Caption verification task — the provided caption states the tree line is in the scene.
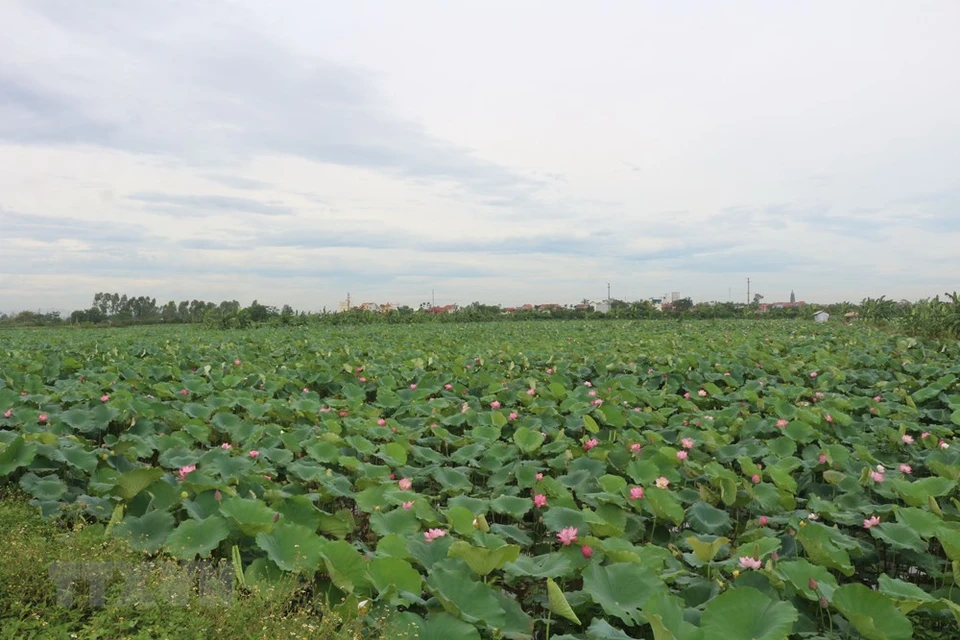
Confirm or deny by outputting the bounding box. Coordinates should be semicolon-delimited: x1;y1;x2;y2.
1;292;958;339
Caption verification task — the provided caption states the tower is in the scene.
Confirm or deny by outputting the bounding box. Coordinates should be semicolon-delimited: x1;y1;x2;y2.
790;290;796;304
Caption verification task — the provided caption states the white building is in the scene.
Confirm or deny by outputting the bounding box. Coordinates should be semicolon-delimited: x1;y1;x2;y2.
813;310;830;323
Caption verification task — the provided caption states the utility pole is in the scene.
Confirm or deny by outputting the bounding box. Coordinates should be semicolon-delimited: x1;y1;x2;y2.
746;278;750;304
607;282;611;301
347;292;351;310
432;289;435;307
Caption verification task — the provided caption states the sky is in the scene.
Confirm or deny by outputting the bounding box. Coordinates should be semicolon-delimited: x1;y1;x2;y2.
1;0;959;313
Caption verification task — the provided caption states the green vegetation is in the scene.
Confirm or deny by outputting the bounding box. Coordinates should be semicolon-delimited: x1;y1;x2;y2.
1;320;958;638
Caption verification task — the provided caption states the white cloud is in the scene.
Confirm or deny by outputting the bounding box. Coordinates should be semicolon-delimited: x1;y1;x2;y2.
1;0;959;314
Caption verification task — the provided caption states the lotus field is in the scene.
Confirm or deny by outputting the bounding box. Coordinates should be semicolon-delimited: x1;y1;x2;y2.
1;320;959;639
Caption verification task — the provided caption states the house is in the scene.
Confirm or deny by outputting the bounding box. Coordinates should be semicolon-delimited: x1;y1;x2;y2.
357;302;380;312
758;301;807;312
813;310;830;323
427;304;458;314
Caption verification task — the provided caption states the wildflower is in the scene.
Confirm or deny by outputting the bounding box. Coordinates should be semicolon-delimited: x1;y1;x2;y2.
630;486;644;500
249;450;259;458
698;389;707;397
402;501;414;510
490;400;501;409
398;478;412;491
630;443;643;454
423;528;446;542
655;477;670;489
901;434;914;445
751;474;761;484
409;383;417;390
863;515;881;529
738;557;762;570
583;438;599;451
556;527;578;546
581;545;593;558
759;515;769;526
676;450;688;460
776;419;789;428
899;464;912;474
177;465;196;481
38;413;48;423
221;443;232;450
508;411;518;420
681;438;695;449
533;494;547;508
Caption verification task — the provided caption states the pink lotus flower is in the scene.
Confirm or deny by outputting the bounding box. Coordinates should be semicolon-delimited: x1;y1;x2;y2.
234;359;241;366
508;411;518;420
633;407;642;412
556;526;578;546
221;443;232;450
356;366;364;373
358;376;367;382
591;399;603;406
676;450;688;460
630;486;644;500
873;395;882;402
870;471;884;483
776;419;789;428
698;389;707;397
377;418;386;426
409;383;418;390
630;443;643;454
939;440;950;449
179;389;189;396
584;381;592;387
901;434;914;444
533;494;547;508
423;528;446;542
583;438;599;451
681;438;695;449
863;515;881;529
38;413;48;423
759;515;769;526
444;384;453;390
214;490;222;502
248;450;259;458
100;394;110;402
2;409;11;418
535;473;544;481
818;453;827;464
921;431;931;440
899;464;912;474
320;406;331;413
581;545;593;558
402;501;414;510
398;478;412;491
683;392;691;399
738;556;762;570
809;371;818;378
546;368;554;375
177;464;196;481
751;474;761;484
824;414;833;423
526;388;536;396
490;400;501;409
655;477;670;489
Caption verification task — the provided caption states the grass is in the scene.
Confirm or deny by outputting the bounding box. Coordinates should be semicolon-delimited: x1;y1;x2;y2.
0;489;391;639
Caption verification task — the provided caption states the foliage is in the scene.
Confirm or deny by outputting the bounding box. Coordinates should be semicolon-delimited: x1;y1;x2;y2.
1;319;958;638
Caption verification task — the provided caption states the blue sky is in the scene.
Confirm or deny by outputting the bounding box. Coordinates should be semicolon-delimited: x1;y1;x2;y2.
1;0;958;312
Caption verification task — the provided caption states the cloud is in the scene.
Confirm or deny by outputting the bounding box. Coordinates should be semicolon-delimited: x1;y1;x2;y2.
127;193;295;217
